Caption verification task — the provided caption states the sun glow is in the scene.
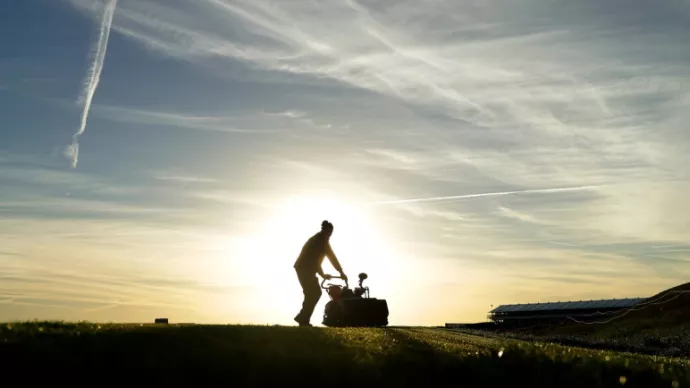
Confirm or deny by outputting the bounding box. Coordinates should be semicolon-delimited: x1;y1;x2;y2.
227;195;400;324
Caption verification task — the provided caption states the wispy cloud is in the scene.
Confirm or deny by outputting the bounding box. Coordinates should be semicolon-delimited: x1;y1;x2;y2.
264;110;305;119
547;241;583;248
262;109;334;130
154;175;218;184
495;204;547;225
65;0;117;168
89;104;276;134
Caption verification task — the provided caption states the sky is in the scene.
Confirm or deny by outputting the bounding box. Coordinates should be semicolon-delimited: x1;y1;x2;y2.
0;0;689;326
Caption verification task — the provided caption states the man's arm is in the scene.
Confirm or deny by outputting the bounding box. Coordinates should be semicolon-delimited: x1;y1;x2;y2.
325;242;346;279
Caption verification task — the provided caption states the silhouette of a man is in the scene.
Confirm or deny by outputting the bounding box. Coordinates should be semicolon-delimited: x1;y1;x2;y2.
293;220;347;326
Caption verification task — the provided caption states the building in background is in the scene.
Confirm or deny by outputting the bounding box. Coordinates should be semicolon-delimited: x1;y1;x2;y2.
486;297;647;327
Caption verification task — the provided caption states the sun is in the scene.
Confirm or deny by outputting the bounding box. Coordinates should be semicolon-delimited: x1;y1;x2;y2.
250;196;394;279
227;195;399;324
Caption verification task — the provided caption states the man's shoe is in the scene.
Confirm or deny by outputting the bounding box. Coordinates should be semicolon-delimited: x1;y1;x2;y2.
294;313;313;327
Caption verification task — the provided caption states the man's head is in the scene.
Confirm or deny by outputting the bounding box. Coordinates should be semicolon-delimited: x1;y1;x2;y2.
321;220;334;238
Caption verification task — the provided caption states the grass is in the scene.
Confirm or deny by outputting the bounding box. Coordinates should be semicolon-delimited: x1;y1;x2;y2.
1;322;689;387
458;325;690;359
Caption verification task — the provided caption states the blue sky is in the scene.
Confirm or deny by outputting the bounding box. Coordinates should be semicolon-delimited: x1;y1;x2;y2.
1;0;689;325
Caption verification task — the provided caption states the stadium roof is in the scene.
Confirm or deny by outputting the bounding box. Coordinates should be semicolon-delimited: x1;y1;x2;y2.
489;297;647;314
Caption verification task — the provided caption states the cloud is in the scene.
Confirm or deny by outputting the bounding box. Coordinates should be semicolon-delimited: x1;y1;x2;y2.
261;109;334;130
547;241;583;248
265;110;306;119
495;204;547;225
153;175;219;184
0;261;251;317
87;103;279;134
190;190;268;208
0;163;139;197
365;148;420;167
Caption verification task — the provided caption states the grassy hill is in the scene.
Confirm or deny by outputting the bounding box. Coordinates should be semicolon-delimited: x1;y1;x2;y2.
1;322;688;387
512;282;690;338
454;282;690;359
582;282;690;336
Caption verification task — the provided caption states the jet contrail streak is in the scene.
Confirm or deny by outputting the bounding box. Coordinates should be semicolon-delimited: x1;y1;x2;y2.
65;0;118;168
374;185;601;205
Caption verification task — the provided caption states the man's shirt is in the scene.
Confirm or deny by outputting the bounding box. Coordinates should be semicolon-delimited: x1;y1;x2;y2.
293;231;343;274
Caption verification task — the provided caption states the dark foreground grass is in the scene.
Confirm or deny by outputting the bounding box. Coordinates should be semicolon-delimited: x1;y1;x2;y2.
0;322;688;387
456;326;690;358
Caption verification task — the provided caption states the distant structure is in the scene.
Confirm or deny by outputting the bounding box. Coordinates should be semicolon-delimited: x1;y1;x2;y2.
154;318;169;324
487;297;647;327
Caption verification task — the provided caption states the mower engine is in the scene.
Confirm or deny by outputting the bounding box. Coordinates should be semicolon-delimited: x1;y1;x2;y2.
326;284;343;302
321;272;389;327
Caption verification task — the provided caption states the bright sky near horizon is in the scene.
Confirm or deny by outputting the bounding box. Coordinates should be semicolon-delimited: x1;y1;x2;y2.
1;0;689;326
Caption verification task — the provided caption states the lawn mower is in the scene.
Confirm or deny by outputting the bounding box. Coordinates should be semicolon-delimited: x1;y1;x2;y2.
321;272;389;327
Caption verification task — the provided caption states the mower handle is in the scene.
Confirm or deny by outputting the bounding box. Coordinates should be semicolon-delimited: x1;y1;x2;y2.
321;276;349;289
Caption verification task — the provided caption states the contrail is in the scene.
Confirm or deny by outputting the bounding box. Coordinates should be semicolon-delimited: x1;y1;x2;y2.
373;185;601;205
65;0;118;168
